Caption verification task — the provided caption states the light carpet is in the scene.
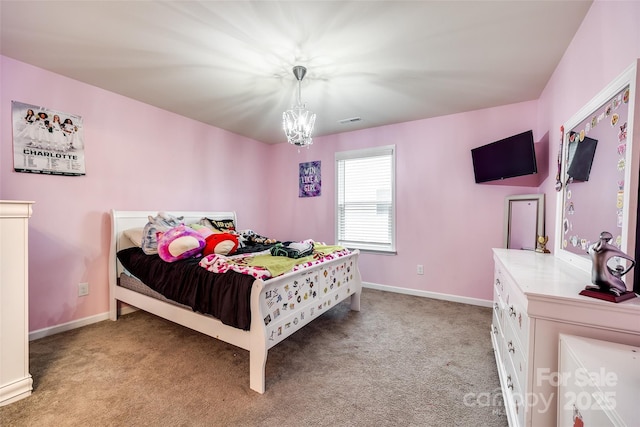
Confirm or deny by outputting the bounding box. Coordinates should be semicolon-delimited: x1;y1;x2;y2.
1;289;508;426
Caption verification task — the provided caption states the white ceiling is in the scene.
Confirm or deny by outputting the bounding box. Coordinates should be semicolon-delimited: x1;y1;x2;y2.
1;1;593;145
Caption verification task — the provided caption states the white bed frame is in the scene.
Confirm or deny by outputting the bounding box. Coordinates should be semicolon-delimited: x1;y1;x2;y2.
109;210;362;393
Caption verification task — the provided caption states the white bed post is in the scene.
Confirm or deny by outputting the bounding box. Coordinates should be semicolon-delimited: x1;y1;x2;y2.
350;292;361;311
109;209;119;321
248;280;268;393
349;251;362;311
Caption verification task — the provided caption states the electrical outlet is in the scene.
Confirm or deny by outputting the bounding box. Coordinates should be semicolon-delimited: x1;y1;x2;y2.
417;264;424;275
78;282;89;297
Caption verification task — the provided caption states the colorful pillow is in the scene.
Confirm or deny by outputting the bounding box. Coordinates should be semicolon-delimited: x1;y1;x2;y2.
141;212;184;255
188;223;214;239
157;224;206;262
203;232;239;256
199;217;236;233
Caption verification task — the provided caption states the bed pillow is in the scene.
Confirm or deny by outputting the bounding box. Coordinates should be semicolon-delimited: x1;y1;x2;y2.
123;227;144;247
157;224;206;262
203;232;239;256
200;217;236;233
141;212;184;255
188;223;214;238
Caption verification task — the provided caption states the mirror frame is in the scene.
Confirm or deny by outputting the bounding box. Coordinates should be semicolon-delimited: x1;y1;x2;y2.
555;60;640;275
504;194;545;250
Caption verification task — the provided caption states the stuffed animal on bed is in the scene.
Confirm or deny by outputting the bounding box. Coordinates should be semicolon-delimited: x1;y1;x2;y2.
203;232;239;256
189;223;238;256
188;223;214;239
156;224;206;262
141;212;184;255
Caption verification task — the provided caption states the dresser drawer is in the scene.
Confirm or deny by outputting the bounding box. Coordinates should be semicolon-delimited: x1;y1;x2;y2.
503;319;528;392
497;266;529;352
502;355;526;427
493;283;505;329
504;298;528;347
494;264;505;297
491;309;503;355
492;315;524;427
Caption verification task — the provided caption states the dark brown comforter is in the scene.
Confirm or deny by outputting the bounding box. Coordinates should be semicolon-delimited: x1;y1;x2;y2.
117;247;255;330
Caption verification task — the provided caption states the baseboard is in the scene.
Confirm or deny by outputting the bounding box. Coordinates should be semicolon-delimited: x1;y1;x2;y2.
0;376;32;407
29;305;138;341
29;287;488;340
362;281;493;308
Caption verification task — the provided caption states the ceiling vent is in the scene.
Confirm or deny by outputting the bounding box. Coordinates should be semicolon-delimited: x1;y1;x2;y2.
338;117;362;124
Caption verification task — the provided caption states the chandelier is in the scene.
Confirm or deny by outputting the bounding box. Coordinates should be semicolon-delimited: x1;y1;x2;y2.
283;65;316;148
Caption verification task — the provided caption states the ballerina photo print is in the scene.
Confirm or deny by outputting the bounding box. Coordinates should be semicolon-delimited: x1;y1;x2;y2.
12;100;85;176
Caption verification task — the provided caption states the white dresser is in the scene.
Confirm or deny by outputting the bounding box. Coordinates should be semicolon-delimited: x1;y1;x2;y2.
558;334;639;426
491;248;640;427
0;201;34;406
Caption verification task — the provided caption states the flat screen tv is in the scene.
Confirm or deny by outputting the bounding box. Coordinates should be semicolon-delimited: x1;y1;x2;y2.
471;130;537;183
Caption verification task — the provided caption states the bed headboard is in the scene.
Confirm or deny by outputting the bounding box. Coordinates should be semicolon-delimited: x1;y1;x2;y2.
109;210;237;285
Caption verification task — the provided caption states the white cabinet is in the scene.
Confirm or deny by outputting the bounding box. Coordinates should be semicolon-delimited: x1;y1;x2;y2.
491;248;640;427
558;334;639;426
0;201;34;406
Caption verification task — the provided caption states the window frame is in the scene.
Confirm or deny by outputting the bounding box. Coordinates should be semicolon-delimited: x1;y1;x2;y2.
335;145;396;254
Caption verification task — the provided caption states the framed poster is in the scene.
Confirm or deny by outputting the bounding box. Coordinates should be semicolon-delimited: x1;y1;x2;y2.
299;160;321;197
12;101;86;176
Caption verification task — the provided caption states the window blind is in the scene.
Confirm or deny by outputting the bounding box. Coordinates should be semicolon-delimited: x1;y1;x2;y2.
336;145;395;252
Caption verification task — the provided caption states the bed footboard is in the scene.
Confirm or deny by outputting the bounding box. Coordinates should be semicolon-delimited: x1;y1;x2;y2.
257;250;362;347
247;249;361;393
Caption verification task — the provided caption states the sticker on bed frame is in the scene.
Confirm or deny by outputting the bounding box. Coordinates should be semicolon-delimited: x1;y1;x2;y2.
261;256;358;338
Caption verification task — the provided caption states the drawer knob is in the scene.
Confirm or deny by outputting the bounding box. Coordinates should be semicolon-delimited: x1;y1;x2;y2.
492;326;498;335
508;341;515;353
494;302;499;311
507;375;514;390
509;306;516;317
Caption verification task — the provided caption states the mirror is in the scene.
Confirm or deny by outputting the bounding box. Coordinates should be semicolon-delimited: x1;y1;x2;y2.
555;60;639;274
504;194;545;250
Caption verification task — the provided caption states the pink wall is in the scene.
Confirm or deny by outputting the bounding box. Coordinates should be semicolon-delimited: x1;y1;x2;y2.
1;57;271;331
267;101;542;301
2;0;639;333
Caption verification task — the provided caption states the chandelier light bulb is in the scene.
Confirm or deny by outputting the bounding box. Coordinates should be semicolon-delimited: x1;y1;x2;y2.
283;65;316;148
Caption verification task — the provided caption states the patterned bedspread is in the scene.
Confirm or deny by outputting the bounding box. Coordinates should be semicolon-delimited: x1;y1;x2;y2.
198;245;351;280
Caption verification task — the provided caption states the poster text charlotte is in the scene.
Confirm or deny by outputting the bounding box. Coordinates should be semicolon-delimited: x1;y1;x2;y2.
23;148;78;160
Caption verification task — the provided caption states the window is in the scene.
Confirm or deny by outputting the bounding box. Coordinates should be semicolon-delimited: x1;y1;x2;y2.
336;145;396;253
